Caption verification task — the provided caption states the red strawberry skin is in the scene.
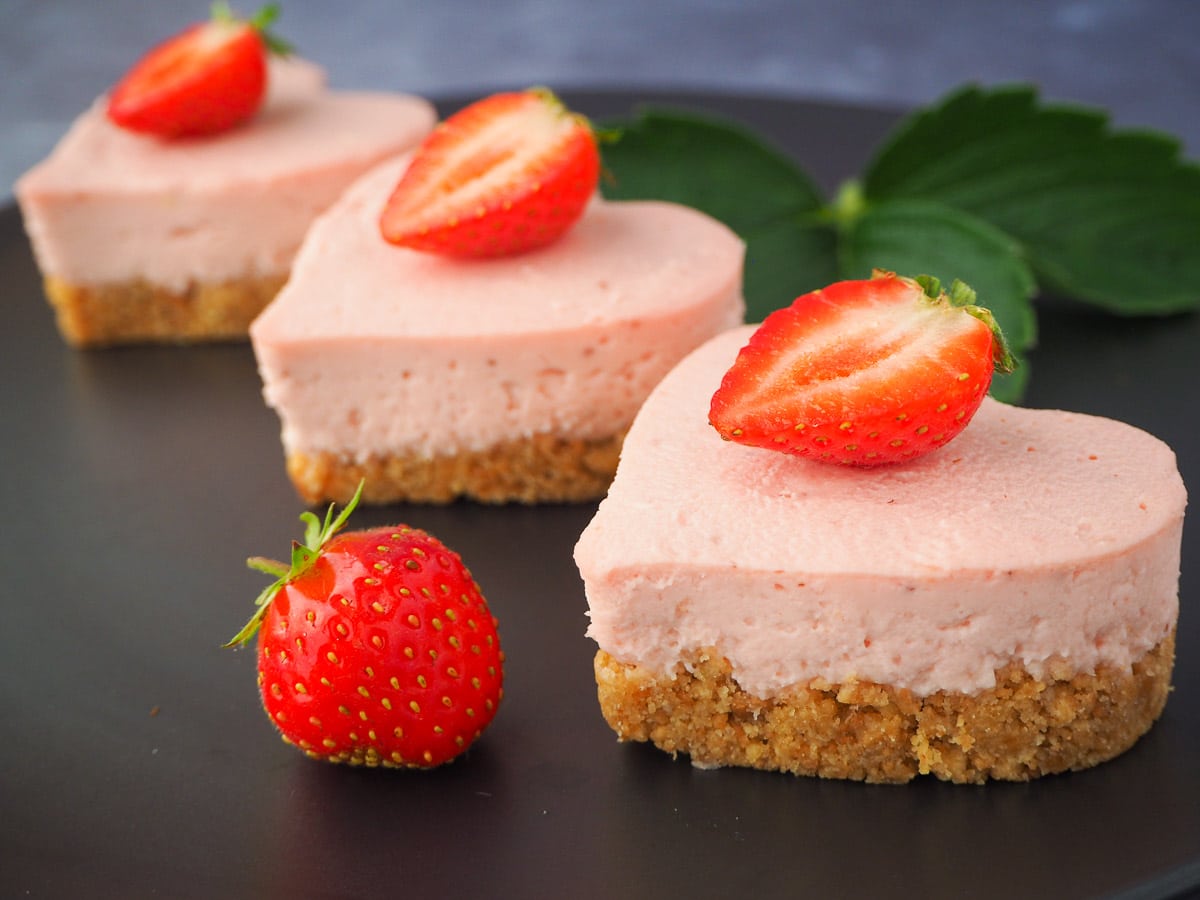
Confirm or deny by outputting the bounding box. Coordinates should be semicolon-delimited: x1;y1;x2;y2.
106;15;268;138
379;89;600;258
709;272;1013;466
255;525;503;768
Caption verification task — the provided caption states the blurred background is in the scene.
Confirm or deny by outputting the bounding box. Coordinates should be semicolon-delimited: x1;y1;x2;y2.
3;0;1198;197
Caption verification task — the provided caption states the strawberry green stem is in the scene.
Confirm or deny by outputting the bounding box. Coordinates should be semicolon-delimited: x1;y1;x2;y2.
829;179;866;231
224;480;364;648
212;1;292;56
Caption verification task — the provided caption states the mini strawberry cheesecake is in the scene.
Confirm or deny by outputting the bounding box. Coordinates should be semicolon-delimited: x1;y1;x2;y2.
15;6;435;346
576;275;1186;783
251;90;745;505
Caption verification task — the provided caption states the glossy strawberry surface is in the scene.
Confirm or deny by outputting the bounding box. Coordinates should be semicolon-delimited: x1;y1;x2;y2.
254;525;503;768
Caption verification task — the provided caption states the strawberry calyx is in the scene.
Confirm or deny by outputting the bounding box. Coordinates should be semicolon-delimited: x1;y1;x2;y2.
217;1;292;56
224;479;363;648
911;273;1017;374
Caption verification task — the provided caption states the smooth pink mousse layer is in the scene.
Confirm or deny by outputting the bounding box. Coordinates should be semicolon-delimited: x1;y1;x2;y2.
577;326;1187;698
15;59;435;292
250;155;745;461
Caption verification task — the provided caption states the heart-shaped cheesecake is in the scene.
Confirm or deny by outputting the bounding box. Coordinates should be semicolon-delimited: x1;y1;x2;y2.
17;58;435;346
575;325;1186;783
251;155;745;505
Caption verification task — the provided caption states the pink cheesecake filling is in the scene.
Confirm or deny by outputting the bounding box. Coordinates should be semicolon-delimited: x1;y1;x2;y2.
577;326;1186;698
15;59;435;292
250;155;745;460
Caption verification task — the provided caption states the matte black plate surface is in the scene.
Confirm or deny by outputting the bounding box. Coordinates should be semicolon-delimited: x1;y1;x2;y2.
1;91;1197;900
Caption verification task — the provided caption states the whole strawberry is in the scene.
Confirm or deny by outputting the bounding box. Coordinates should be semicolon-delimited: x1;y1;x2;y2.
709;271;1016;466
379;88;600;258
107;2;291;139
227;484;503;768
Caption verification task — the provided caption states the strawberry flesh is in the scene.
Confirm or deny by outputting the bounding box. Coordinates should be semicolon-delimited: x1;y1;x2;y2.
709;272;1014;466
107;11;272;138
379;89;600;258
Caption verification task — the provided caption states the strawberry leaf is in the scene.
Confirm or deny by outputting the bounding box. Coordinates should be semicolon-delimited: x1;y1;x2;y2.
740;217;839;323
598;106;1036;391
600;86;1197;403
600;107;824;229
862;84;1200;315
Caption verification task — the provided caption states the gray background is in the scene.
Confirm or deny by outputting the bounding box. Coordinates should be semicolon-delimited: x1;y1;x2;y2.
4;0;1199;199
3;5;1200;897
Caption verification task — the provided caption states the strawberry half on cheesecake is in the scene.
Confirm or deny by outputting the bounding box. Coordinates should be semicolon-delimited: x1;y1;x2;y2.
575;273;1186;783
15;5;435;346
250;89;745;505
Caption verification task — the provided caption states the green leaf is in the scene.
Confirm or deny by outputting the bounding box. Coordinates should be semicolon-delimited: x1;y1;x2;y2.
599;89;1197;403
601;107;824;228
863;84;1200;314
600;107;833;320
741;216;840;323
838;198;1037;403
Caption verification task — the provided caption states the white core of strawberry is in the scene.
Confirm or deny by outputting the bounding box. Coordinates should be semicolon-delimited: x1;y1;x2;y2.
747;294;980;414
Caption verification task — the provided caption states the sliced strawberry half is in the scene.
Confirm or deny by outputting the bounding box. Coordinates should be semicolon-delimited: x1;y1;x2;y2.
379;88;600;258
107;3;288;139
709;271;1016;466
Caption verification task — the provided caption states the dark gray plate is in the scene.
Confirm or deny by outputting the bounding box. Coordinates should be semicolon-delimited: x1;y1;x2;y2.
1;91;1197;900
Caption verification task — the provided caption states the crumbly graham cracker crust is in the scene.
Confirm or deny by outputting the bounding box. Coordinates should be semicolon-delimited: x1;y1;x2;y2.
594;632;1174;784
285;431;625;505
43;273;286;347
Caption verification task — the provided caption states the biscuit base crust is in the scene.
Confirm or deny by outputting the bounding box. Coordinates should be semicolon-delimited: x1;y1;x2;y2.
43;273;287;347
284;431;625;505
594;632;1175;784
